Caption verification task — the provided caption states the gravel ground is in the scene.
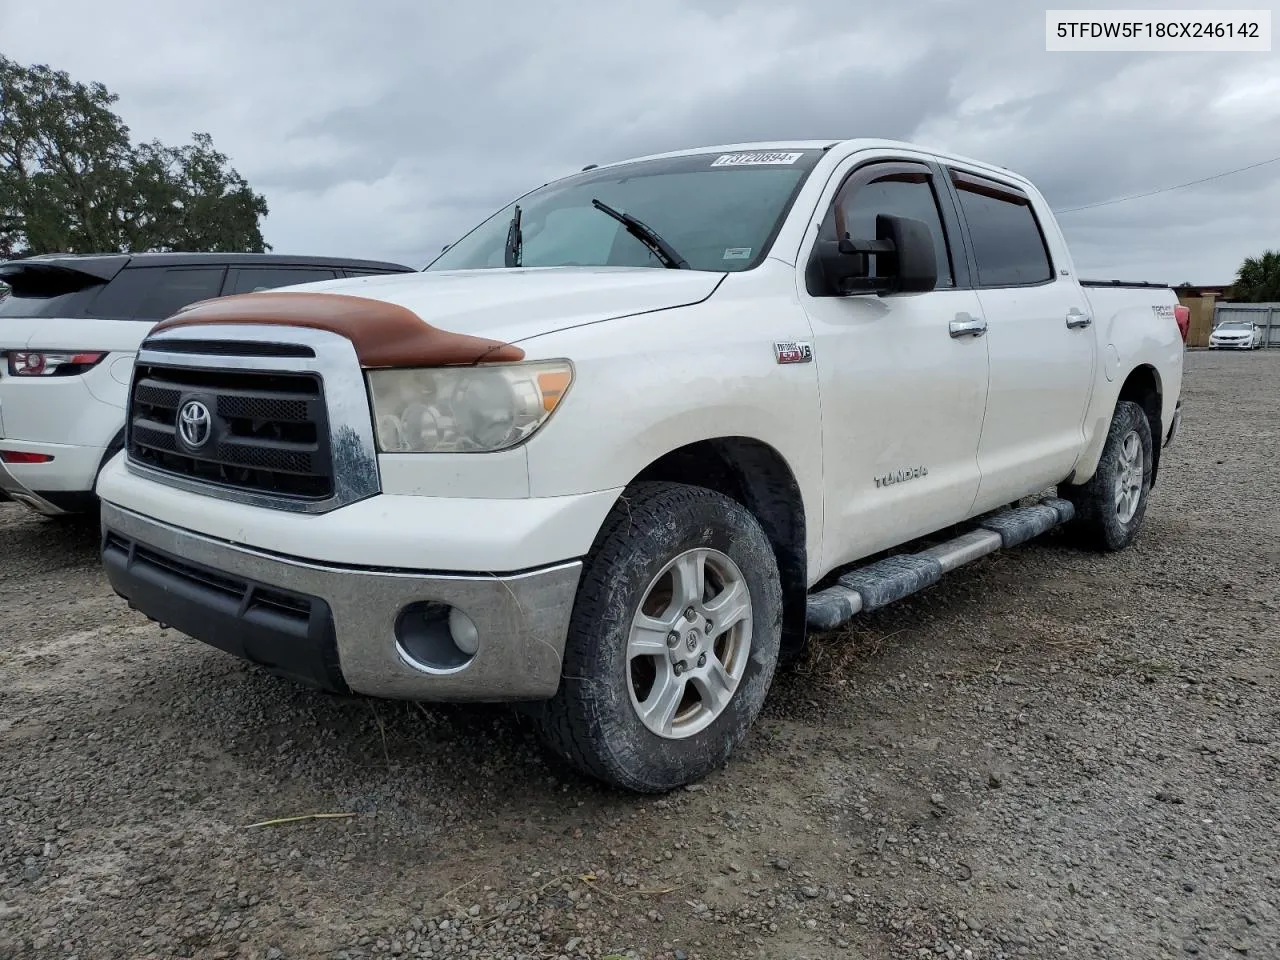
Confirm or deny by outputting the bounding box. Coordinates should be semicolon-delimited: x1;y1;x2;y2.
1;349;1278;960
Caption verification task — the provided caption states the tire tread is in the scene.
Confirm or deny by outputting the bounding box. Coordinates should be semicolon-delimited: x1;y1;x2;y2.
534;481;781;792
1062;400;1153;552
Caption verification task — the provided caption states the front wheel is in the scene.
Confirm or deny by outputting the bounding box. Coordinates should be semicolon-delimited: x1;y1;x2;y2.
533;481;783;793
1061;399;1153;552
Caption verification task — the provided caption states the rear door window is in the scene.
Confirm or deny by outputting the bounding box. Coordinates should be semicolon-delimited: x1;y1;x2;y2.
225;267;339;295
950;171;1054;287
89;266;227;321
140;267;227;318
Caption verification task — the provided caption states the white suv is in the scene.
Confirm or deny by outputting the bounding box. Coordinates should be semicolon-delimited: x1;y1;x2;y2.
0;252;413;516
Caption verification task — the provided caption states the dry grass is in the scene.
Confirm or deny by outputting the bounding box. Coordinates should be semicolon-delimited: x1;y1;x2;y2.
793;620;907;694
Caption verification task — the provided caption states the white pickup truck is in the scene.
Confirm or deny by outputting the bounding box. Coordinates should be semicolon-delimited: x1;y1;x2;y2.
97;138;1187;793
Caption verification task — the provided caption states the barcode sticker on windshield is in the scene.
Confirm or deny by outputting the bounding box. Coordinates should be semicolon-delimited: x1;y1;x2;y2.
723;247;753;260
711;152;804;167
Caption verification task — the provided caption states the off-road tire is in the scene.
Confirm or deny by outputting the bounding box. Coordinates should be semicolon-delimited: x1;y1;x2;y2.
1062;399;1153;552
533;481;783;793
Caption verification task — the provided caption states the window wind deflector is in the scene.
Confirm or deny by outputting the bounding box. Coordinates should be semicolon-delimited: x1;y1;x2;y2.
589;199;689;269
949;169;1032;206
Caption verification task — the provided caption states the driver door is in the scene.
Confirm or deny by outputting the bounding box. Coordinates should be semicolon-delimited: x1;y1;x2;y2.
798;157;991;572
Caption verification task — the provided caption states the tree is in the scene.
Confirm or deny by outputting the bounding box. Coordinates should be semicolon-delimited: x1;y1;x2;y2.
123;133;270;253
0;56;268;257
1233;250;1280;303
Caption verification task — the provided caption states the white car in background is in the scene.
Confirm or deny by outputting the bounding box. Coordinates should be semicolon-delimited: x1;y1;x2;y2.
1208;320;1264;350
0;252;414;517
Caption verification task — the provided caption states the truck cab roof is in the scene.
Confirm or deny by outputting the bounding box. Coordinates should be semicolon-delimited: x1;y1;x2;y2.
592;138;1028;187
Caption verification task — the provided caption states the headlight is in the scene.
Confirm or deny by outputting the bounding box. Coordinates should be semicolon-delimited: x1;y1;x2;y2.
367;360;573;453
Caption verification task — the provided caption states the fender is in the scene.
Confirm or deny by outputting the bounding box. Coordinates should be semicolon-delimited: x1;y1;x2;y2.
1069;298;1183;484
517;280;825;575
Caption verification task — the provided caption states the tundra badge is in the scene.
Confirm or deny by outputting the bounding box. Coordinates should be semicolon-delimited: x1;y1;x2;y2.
774;340;813;364
875;466;929;488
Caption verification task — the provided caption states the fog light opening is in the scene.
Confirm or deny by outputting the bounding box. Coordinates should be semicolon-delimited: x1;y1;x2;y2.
394;601;478;673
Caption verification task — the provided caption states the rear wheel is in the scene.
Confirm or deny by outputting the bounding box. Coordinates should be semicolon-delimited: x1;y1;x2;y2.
1061;399;1153;552
533;481;783;793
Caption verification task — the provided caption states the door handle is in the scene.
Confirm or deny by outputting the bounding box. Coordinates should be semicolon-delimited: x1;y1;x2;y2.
949;313;987;338
1066;309;1092;329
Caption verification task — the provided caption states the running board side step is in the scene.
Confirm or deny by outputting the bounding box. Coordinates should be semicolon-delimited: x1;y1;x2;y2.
806;497;1075;631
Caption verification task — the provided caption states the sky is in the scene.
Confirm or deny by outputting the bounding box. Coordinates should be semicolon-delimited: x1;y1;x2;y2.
2;0;1278;283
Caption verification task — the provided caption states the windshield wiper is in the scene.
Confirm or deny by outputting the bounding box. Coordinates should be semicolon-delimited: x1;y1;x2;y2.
504;205;523;267
590;199;688;269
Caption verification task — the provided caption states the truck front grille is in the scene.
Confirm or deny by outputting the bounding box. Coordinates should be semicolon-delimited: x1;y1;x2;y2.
127;363;335;500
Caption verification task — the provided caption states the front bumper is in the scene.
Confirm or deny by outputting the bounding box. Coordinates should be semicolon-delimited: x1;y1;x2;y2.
1208;340;1252;349
101;501;583;701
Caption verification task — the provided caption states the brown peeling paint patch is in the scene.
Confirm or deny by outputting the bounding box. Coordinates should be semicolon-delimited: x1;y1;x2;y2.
151;291;525;368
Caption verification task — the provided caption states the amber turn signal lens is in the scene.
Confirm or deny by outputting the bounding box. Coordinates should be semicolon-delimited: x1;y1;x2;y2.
536;370;572;412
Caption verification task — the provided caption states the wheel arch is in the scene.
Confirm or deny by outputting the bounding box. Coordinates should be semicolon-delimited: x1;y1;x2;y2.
1071;362;1166;489
1116;364;1163;487
632;437;809;660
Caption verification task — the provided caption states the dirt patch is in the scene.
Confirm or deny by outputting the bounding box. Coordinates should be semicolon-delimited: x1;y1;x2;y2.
2;350;1278;959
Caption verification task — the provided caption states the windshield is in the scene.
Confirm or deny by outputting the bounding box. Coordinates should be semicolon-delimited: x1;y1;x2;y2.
426;149;826;274
1217;322;1251;330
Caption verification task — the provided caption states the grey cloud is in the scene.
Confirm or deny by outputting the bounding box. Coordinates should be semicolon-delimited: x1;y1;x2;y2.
4;0;1278;282
598;49;965;161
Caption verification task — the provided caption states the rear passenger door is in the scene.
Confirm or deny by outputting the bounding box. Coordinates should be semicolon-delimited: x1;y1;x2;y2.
224;267;339;295
944;167;1097;514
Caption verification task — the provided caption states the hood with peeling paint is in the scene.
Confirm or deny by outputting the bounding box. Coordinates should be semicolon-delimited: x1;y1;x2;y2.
282;266;726;346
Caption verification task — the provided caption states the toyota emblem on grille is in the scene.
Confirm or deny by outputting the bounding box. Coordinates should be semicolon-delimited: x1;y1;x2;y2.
178;399;212;449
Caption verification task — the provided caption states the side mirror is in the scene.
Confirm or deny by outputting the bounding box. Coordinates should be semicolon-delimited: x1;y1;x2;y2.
811;214;937;297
